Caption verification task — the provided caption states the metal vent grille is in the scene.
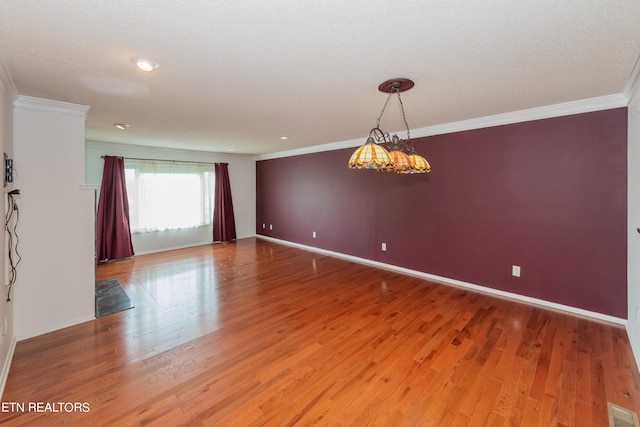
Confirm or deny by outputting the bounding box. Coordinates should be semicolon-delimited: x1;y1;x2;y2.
609;402;639;427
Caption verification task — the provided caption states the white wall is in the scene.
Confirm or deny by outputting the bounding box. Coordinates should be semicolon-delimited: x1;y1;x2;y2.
85;141;256;255
628;85;640;368
13;96;95;339
0;57;16;398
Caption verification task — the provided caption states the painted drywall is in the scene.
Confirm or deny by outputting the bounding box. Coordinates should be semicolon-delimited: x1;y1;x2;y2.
85;141;256;255
13;97;95;339
628;88;640;366
0;61;16;397
257;108;628;318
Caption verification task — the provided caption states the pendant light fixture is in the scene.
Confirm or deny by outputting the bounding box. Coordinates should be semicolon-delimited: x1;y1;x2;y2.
348;78;431;174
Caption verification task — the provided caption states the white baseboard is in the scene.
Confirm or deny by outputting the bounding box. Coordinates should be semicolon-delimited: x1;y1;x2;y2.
16;314;96;342
257;235;626;326
1;314;96;399
133;240;214;256
0;336;16;400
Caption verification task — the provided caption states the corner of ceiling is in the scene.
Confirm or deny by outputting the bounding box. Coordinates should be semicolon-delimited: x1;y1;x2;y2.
624;52;640;102
0;48;18;101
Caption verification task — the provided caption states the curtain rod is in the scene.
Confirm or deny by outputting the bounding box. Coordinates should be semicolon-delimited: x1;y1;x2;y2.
100;155;218;166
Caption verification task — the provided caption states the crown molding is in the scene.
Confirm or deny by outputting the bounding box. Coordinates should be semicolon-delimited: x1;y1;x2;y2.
258;94;629;161
257;137;363;161
86;140;257;162
411;94;628;139
14;95;90;117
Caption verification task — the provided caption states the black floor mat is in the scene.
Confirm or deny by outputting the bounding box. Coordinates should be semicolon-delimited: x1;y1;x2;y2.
95;278;134;317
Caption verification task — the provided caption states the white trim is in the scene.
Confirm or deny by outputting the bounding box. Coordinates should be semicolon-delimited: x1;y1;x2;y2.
257;235;626;326
14;95;90;117
0;336;16;400
258;136;365;161
627;66;640;374
86;140;257;162
257;94;629;161
133;240;215;256
411;94;628;139
16;314;95;341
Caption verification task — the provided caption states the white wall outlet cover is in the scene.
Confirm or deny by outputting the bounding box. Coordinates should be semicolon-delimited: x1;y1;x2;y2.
512;265;521;277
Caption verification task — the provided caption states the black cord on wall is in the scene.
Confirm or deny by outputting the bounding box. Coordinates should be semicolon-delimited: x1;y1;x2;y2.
6;190;21;301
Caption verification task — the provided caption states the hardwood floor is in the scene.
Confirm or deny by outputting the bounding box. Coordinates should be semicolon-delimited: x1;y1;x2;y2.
2;237;639;426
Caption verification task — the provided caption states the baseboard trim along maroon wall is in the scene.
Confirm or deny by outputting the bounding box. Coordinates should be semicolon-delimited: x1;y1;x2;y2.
256;108;628;318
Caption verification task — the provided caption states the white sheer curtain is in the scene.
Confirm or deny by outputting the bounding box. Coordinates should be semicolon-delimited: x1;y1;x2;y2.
124;159;215;233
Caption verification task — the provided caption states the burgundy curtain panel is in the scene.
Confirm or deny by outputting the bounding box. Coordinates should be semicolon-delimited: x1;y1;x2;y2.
96;156;135;262
213;162;237;242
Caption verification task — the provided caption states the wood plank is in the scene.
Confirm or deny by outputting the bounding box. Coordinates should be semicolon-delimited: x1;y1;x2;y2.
1;238;639;425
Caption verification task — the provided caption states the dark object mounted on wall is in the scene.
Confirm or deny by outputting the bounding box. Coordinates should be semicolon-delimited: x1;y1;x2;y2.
5;187;21;301
4;152;13;187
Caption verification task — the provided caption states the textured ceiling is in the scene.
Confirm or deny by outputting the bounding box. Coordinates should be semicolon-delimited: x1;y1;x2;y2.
1;1;640;155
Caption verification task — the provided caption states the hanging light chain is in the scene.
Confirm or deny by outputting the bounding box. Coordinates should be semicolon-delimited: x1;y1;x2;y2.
375;86;412;144
375;92;393;130
396;89;411;142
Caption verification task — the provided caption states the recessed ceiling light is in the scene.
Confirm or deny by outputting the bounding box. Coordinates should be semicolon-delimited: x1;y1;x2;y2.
280;136;289;140
134;58;159;72
114;123;129;130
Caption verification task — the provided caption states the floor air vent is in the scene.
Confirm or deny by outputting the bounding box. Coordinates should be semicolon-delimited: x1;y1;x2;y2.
609;402;640;427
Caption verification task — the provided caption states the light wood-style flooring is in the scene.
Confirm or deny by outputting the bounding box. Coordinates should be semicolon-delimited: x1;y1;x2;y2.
2;237;639;426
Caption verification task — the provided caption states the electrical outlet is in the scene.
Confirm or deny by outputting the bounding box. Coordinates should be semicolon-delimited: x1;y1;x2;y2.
512;265;521;277
262;223;265;229
312;231;316;238
269;224;273;230
381;243;387;251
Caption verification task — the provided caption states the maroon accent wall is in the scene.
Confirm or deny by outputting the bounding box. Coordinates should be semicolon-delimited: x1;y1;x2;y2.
256;108;628;318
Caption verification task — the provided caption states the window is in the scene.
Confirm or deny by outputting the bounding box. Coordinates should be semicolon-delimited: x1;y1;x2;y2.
124;159;215;233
